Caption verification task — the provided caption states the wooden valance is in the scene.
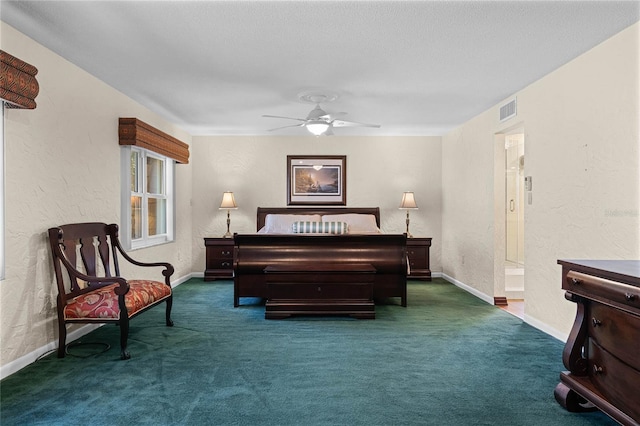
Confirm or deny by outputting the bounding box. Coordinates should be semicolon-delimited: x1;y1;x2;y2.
118;118;189;164
0;50;39;109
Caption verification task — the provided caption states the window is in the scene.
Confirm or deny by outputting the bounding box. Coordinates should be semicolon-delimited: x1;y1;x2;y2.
121;146;174;250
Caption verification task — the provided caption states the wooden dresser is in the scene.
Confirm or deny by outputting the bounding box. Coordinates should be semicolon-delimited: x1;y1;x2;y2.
555;259;640;426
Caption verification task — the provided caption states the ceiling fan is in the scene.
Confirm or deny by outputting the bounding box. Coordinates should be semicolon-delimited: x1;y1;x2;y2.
263;92;381;136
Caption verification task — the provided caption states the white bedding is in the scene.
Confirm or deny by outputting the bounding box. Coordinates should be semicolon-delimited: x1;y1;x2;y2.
258;213;381;234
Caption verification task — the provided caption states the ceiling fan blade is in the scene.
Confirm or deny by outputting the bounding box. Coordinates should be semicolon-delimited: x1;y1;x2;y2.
262;114;306;122
319;111;347;121
267;123;305;132
324;126;334;136
332;119;381;128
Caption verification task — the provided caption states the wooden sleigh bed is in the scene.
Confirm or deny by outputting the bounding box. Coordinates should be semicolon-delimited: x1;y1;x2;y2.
233;207;408;317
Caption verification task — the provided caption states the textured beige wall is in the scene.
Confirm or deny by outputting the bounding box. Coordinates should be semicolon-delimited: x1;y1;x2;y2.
191;135;442;274
443;22;639;339
441;115;496;297
0;23;193;372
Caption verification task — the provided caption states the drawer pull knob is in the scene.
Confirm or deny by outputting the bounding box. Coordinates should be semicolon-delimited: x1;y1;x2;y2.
221;262;230;267
317;287;322;292
625;293;637;301
571;277;582;285
593;364;604;375
592;318;602;327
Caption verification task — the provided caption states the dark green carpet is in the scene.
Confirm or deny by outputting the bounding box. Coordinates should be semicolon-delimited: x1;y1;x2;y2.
1;278;614;425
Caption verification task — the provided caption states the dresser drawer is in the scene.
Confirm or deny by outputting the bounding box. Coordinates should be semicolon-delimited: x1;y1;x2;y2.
589;302;640;370
589;339;640;421
565;270;640;312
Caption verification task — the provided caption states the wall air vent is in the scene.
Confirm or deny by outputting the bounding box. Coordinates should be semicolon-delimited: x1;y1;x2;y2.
499;98;517;122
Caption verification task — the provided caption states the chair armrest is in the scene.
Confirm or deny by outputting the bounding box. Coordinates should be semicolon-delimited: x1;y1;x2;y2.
108;224;175;279
53;245;129;295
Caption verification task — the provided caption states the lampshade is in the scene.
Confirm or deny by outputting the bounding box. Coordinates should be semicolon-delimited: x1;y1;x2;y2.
219;191;238;209
306;121;329;136
399;192;418;209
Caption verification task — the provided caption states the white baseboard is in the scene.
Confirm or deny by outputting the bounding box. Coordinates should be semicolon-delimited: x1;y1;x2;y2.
441;273;494;305
0;323;103;380
172;273;194;287
523;314;567;342
0;272;196;380
440;273;566;342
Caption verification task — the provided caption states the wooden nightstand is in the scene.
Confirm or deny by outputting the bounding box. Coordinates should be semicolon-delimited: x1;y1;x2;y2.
406;238;432;280
204;237;234;281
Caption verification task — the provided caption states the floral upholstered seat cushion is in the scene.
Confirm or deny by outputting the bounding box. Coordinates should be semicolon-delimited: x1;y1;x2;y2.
64;280;172;320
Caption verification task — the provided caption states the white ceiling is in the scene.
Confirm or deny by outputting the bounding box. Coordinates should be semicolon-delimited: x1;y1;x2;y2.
1;1;638;136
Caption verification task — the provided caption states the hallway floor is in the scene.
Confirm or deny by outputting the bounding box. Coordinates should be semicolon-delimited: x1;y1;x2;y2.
500;299;524;319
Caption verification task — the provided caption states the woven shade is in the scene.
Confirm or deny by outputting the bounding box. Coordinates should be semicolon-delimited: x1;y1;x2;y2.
119;117;190;164
0;50;39;109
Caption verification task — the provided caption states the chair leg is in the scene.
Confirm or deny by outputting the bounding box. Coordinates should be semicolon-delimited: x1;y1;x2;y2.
119;317;131;360
165;296;174;327
57;320;67;358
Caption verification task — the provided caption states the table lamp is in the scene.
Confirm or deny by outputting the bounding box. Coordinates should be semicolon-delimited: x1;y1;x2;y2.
399;192;418;238
219;191;238;238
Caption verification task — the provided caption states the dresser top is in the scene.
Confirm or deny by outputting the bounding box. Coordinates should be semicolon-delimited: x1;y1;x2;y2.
558;260;640;287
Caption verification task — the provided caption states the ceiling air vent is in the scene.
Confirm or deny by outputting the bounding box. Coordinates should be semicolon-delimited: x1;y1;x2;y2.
499;98;517;122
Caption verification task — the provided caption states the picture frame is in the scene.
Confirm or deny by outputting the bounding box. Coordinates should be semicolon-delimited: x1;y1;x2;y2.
287;155;346;205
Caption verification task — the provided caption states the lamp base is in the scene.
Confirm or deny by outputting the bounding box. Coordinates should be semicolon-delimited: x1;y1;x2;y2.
222;210;232;238
405;211;414;238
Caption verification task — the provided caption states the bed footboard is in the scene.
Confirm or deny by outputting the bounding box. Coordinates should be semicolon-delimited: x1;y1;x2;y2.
233;234;408;307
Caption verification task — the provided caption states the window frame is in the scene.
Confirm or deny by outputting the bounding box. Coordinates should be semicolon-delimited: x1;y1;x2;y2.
0;102;4;279
120;146;175;250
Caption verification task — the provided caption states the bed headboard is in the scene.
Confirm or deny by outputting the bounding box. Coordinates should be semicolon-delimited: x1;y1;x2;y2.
256;207;381;231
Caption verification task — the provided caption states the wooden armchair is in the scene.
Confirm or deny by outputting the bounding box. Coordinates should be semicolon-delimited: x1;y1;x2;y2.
48;222;174;360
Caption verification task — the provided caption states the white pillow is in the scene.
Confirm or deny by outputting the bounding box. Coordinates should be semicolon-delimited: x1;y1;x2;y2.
292;221;349;234
321;214;380;234
263;214;322;234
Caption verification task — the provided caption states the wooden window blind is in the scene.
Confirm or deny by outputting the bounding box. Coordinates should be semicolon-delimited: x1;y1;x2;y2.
118;117;189;164
0;50;39;109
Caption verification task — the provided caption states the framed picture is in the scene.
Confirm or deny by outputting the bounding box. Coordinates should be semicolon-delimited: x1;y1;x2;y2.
287;155;346;205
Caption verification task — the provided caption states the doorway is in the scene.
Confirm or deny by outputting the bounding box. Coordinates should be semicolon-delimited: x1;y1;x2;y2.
504;131;525;315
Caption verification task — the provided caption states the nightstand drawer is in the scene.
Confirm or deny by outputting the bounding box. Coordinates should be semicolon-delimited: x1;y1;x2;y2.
407;247;427;269
209;259;233;269
210;247;233;260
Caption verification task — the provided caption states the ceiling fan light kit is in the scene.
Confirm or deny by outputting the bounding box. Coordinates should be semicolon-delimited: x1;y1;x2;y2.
306;120;330;136
263;91;380;136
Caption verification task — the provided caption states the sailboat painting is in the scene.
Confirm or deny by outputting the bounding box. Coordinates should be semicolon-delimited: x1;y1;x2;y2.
287;155;346;205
